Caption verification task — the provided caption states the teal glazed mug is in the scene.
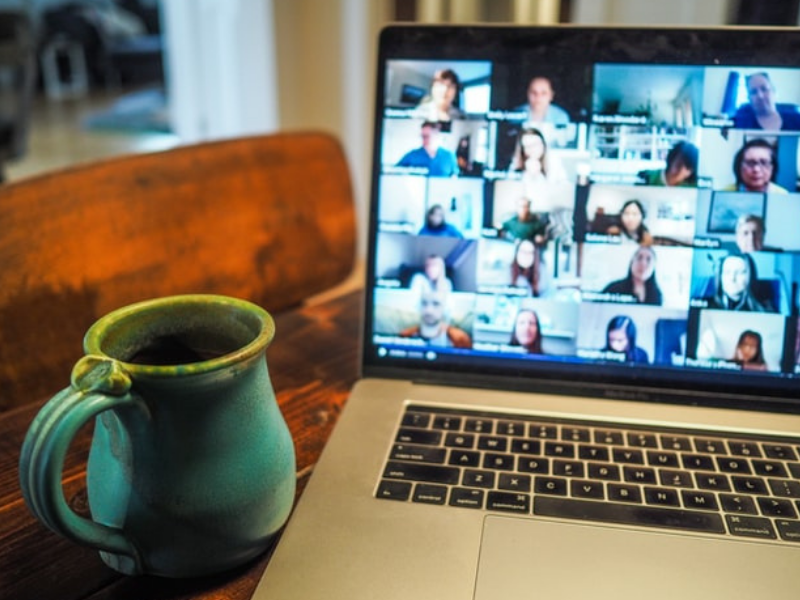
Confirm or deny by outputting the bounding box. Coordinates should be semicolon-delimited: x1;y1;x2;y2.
19;294;296;577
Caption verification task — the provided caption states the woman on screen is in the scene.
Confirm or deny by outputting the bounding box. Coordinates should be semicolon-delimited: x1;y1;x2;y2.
725;139;788;194
511;239;544;297
607;199;653;245
704;252;773;312
418;204;463;238
731;329;768;371
601;246;662;305
603;315;649;364
409;254;453;296
414;69;463;122
509;309;544;354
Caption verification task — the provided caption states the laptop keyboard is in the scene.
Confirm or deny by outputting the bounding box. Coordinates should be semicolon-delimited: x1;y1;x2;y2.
375;405;800;543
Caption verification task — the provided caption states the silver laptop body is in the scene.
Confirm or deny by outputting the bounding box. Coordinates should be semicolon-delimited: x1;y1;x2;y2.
256;25;800;599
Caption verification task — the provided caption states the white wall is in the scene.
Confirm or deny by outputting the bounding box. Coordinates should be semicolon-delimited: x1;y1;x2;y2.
572;0;731;25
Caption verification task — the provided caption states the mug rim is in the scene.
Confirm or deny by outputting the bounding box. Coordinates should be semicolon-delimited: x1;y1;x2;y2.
83;294;275;377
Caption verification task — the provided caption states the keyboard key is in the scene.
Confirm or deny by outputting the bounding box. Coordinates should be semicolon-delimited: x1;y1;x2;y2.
497;420;526;436
613;448;644;464
579;445;610;461
487;491;531;514
465;418;493;434
518;457;550;474
764;444;797;461
535;476;568;496
716;457;752;474
478;436;508;452
535;497;725;534
383;461;460;485
499;473;532;492
462;470;495;489
396;428;442;445
660;435;692;451
511;439;542;455
562;427;590;442
595;430;624;445
623;466;656;484
571;479;605;500
412;484;447;505
789;463;800;479
732;476;768;495
432;416;462;431
545;442;575;458
608;483;642;503
647;451;679;468
377;480;412;501
728;441;761;458
682;454;716;471
681;491;719;511
448;450;480;468
627;432;658;448
719;494;758;515
553;460;584;478
588;463;621;481
402;412;431;428
725;514;776;539
694;438;728;455
752;460;788;478
645;487;680;507
769;478;800;498
695;473;731;491
659;469;694;488
445;432;475;448
483;453;515;471
391;444;446;464
529;424;558;439
776;519;800;542
449;488;484;509
757;497;797;518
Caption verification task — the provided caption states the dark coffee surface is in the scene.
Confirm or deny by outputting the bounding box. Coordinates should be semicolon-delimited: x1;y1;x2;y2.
126;335;229;366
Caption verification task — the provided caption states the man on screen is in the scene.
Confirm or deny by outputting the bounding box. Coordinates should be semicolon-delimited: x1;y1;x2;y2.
515;76;570;125
396;121;459;177
399;290;471;349
500;197;547;244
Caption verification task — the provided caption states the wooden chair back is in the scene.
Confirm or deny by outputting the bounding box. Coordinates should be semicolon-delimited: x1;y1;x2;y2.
0;132;356;411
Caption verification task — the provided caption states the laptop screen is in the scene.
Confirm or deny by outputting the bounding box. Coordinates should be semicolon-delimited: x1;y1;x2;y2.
363;25;800;410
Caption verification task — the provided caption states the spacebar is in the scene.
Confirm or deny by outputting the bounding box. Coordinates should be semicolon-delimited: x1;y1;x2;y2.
534;497;726;534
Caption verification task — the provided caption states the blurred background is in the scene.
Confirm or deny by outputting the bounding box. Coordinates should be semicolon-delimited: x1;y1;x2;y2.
0;0;797;255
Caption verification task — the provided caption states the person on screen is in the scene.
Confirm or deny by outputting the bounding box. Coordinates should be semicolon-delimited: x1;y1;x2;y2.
515;76;569;125
724;139;788;194
509;309;543;354
638;141;699;187
396;121;459;177
399;289;471;348
409;254;453;296
418;204;463;238
602;245;663;305
511;239;544;297
500;197;547;244
731;329;768;371
732;72;800;132
735;214;765;253
414;69;463;122
603;315;649;364
704;252;773;312
606;199;653;246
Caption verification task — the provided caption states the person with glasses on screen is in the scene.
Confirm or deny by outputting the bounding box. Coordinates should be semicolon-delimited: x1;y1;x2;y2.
724;138;788;193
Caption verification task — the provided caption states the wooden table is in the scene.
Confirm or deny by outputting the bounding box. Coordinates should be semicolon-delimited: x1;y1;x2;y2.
0;290;362;600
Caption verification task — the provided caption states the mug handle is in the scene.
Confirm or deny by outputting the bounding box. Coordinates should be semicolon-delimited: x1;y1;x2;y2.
19;355;147;567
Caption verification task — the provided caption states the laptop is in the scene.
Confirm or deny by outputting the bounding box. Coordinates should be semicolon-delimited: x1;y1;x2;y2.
255;25;800;599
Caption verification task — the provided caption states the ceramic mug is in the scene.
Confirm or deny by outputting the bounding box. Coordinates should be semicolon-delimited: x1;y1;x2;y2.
19;294;296;577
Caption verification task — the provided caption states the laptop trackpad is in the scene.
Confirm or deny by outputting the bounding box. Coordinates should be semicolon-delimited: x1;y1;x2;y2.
474;515;800;599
